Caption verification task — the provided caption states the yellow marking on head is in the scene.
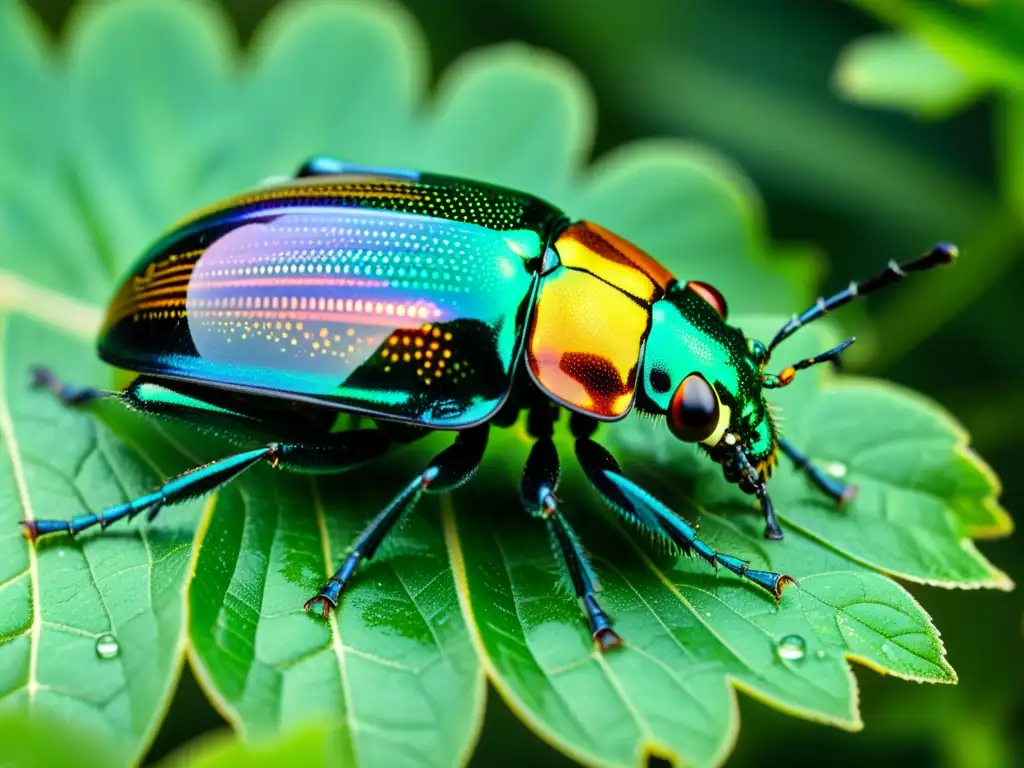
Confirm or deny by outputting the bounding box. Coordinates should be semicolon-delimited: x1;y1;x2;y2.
700;403;733;448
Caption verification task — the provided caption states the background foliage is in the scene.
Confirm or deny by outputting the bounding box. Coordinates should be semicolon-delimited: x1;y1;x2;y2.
1;0;1021;766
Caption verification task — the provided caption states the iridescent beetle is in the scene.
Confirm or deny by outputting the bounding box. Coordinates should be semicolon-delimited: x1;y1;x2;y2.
24;157;957;649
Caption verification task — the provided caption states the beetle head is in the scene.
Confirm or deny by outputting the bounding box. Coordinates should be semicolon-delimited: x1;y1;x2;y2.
640;282;854;489
639;282;778;481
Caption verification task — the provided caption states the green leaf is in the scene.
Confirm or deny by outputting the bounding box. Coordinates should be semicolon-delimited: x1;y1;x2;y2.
188;453;485;767
834;32;983;118
158;726;333;768
844;0;1024;92
426;43;594;203
0;309;205;763
65;0;235;276
0;0;63;184
569;140;810;312
444;317;1001;767
0;1;1009;767
0;710;123;768
233;0;427;184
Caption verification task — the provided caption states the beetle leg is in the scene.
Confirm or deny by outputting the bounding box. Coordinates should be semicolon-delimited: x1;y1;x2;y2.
778;438;858;506
29;366;115;407
305;425;489;618
731;449;784;540
520;436;621;651
20;430;391;543
573;430;794;600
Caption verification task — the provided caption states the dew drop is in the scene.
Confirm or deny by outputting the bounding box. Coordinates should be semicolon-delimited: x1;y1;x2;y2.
776;634;807;662
95;634;120;660
815;649;826;660
825;461;848;479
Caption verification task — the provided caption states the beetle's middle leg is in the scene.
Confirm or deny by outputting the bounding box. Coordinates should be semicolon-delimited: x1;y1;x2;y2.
779;437;857;505
517;402;621;650
305;424;489;618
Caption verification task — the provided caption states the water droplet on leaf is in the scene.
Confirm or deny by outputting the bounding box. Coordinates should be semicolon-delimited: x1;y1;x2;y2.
826;462;848;478
776;634;807;661
95;634;119;659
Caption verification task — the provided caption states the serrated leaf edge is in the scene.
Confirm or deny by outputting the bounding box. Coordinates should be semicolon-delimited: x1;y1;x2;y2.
802;375;1013;590
444;496;865;768
431;41;597;172
795;571;957;685
0;281;202;766
250;0;431;107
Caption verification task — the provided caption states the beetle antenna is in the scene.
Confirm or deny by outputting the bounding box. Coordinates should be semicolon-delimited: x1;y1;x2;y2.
767;242;957;355
763;337;854;389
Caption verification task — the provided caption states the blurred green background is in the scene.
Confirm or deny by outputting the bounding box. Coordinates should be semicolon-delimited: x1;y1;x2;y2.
20;0;1023;765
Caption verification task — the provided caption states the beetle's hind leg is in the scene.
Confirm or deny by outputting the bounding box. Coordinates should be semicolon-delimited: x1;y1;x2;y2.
779;438;858;505
29;366;116;407
21;430;393;543
572;415;793;599
304;425;489;618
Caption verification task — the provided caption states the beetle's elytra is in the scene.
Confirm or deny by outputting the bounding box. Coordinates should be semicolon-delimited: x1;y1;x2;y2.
23;156;957;649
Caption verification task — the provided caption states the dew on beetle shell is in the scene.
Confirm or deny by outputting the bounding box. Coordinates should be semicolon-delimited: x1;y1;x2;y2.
776;634;807;662
825;461;848;479
95;634;120;660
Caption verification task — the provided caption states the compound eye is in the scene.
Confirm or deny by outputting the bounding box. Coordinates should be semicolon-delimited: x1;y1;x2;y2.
668;373;721;443
687;281;729;321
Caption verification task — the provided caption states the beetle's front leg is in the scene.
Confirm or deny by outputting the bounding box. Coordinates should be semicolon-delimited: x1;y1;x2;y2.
779;438;858;505
571;416;793;598
730;449;784;540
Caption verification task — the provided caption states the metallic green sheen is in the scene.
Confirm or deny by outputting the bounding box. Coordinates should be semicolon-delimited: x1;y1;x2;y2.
640;284;776;464
99;174;565;428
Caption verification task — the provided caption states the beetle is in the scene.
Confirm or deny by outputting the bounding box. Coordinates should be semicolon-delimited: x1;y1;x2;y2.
22;157;957;649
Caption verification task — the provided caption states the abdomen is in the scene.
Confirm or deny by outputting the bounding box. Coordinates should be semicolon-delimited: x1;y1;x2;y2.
99;176;557;428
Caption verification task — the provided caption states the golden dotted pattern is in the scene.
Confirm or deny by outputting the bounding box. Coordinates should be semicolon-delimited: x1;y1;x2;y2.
378;324;472;386
204;317;379;361
179;176;526;232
